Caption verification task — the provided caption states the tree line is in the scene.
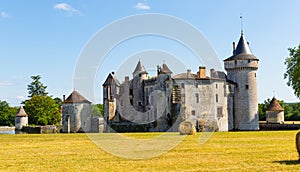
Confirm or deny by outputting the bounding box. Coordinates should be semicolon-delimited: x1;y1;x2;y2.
0;75;103;126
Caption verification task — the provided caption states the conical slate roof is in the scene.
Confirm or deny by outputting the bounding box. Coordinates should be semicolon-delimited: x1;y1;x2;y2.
133;60;148;76
64;90;91;104
16;106;28;117
224;33;258;61
160;63;172;74
266;97;284;111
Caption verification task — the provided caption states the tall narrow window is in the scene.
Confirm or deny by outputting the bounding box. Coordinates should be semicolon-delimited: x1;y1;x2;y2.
195;93;199;103
216;83;218;89
191;110;195;116
181;83;185;88
195;83;198;88
217;107;223;118
246;85;249;90
216;94;218;103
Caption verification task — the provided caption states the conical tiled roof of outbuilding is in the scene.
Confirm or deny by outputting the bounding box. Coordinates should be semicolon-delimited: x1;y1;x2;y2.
266;97;284;111
16;106;28;117
64;90;91;104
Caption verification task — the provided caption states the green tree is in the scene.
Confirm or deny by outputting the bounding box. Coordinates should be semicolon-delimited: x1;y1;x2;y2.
24;96;61;125
91;104;103;117
0;100;18;126
54;97;63;107
284;45;300;98
27;75;48;98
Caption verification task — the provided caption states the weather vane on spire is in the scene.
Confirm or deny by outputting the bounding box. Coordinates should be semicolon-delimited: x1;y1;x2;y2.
240;15;244;35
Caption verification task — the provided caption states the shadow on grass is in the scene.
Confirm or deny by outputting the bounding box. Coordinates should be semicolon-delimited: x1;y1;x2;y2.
273;160;300;165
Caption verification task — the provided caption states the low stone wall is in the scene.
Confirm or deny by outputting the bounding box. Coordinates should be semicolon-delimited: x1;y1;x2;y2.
259;124;300;130
21;125;58;134
108;123;150;132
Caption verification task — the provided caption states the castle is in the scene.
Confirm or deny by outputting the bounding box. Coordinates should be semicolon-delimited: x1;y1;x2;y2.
102;32;259;132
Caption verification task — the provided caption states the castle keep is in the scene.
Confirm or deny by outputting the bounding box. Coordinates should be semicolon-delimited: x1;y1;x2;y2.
103;32;259;132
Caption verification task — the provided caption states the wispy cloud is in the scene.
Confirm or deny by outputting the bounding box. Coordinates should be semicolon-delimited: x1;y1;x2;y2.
0;11;9;18
0;81;14;86
16;96;24;100
53;3;81;16
135;2;151;10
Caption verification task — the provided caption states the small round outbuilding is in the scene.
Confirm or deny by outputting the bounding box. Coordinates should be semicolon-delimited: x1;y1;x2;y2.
266;97;284;124
15;106;28;130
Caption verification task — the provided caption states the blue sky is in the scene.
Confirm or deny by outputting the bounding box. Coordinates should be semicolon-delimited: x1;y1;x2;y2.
1;0;300;106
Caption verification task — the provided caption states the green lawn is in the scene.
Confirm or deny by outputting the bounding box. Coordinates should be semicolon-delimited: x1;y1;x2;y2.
0;131;300;171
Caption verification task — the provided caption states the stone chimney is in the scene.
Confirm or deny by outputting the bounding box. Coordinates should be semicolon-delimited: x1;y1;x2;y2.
210;69;216;78
199;66;206;79
63;95;66;102
187;69;191;78
125;76;129;82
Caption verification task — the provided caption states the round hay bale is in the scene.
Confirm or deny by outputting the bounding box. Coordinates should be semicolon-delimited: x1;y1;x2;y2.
179;121;196;135
296;130;300;160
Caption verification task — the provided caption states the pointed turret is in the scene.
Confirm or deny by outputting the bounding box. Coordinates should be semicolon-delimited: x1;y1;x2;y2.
160;63;172;74
16;106;28;117
224;31;259;131
133;60;148;77
224;33;258;61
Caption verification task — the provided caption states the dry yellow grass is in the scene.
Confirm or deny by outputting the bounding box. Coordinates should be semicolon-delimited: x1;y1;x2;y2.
0;131;300;171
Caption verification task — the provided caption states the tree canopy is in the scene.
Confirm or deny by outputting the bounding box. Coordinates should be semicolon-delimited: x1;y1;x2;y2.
27;75;48;97
24;96;61;125
284;45;300;98
91;104;103;117
0;100;18;126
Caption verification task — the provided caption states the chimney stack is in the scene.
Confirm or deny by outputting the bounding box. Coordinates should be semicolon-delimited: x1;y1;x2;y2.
199;66;206;79
125;76;129;82
63;95;65;102
210;69;216;78
187;69;191;78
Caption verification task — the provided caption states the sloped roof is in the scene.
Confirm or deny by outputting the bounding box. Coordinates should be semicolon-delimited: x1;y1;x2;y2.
160;63;172;74
224;33;258;61
266;97;284;111
173;73;198;79
102;73;120;86
133;60;148;76
16;106;28;117
64;90;91;104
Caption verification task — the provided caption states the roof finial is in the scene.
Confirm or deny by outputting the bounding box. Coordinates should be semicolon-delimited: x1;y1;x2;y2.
240;15;243;35
273;90;276;97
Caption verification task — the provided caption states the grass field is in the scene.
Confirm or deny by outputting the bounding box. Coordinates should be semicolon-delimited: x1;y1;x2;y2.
1;131;300;171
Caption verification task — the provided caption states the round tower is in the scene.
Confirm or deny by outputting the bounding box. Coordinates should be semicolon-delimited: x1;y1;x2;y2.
132;60;148;111
224;32;259;130
15;106;28;130
266;97;284;124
